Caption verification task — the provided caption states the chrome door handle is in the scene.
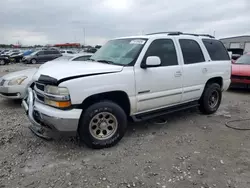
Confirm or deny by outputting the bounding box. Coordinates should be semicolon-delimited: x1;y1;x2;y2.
174;71;182;77
202;68;208;73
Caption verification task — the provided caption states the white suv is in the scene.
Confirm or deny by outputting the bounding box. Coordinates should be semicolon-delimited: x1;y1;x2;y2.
22;32;231;149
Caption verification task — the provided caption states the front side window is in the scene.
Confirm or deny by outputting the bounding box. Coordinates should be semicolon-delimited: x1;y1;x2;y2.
235;54;250;64
90;38;147;66
202;39;230;61
143;39;178;66
73;55;91;61
179;39;205;64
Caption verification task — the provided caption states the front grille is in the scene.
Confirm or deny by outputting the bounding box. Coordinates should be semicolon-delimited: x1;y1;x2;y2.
34;82;46;103
231;75;250;80
36;82;45;91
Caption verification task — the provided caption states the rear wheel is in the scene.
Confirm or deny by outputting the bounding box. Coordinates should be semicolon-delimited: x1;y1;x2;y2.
199;83;222;114
78;101;127;149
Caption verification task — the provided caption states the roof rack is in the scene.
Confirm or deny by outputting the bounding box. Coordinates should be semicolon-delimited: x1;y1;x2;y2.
146;31;215;38
146;31;183;35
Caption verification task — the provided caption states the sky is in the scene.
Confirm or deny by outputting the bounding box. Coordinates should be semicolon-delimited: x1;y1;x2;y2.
1;0;250;46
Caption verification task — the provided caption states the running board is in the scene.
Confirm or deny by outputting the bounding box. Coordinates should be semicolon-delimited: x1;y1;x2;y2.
132;101;199;122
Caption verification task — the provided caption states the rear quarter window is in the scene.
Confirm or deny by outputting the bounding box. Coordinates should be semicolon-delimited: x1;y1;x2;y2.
202;39;230;61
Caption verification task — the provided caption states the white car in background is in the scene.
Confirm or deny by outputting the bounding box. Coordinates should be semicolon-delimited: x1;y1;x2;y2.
60;50;76;55
0;53;93;99
0;68;38;99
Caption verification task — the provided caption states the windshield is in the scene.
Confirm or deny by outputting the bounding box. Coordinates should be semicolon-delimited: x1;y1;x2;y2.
52;55;73;61
90;38;147;66
235;54;250;64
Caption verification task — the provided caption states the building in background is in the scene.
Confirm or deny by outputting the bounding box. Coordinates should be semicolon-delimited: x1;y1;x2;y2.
220;35;250;54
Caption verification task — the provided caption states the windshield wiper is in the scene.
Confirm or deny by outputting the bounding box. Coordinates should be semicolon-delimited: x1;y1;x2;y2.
88;58;96;61
96;59;115;64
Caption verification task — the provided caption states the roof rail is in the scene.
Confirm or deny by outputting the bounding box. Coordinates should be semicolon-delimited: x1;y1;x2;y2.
146;31;183;35
146;31;215;38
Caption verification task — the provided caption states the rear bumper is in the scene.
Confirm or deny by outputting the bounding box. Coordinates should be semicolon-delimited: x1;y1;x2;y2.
231;78;250;84
22;88;82;139
0;85;26;99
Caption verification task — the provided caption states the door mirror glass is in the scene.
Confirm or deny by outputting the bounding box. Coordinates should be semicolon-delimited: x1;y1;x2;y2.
145;56;161;67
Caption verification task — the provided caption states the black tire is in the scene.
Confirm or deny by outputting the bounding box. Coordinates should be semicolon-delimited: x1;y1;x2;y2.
0;60;6;65
199;83;222;114
78;101;127;149
30;59;37;64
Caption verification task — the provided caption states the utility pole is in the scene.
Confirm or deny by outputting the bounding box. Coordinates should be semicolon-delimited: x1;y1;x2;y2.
83;28;86;47
213;31;216;37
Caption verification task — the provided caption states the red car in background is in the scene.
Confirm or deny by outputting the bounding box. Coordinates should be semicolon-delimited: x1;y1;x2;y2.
231;52;250;87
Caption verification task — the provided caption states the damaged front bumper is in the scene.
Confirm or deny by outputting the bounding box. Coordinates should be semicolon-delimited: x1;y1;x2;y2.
22;88;82;139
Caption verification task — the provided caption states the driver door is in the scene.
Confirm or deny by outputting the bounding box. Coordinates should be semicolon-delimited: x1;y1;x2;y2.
135;39;183;113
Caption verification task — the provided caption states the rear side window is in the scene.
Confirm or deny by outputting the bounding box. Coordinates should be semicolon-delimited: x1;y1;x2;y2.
144;39;178;66
202;39;230;61
67;51;73;54
179;39;205;64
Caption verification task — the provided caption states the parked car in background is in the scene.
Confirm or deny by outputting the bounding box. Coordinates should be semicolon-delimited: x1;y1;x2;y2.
0;68;38;99
0;53;94;99
22;50;34;56
22;32;231;149
52;53;93;62
0;56;10;65
22;49;62;64
60;50;76;55
231;52;250;88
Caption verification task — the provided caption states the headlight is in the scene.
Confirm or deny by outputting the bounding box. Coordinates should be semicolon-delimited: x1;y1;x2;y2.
44;85;69;95
44;85;71;108
8;76;28;85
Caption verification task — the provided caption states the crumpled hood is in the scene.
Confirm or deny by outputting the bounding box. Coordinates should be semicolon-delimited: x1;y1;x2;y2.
33;60;124;81
2;68;37;80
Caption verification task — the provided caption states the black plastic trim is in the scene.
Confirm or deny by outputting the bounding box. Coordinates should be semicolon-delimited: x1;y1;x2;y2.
132;101;199;122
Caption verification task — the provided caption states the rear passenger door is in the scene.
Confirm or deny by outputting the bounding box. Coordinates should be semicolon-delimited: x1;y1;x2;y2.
179;39;208;102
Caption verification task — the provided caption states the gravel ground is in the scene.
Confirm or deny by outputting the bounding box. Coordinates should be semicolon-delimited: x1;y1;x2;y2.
1;64;250;188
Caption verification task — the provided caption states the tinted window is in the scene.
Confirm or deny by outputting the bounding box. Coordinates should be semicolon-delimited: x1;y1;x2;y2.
202;39;230;61
73;55;91;61
44;51;50;55
67;51;73;54
144;39;178;66
53;50;60;54
60;51;65;53
179;39;205;64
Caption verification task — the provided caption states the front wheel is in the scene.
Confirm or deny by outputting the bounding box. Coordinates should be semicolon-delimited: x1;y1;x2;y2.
199;83;222;114
78;101;127;149
30;59;37;64
0;60;6;65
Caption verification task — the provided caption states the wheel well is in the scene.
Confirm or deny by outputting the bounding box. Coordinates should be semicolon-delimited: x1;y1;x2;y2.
80;91;131;116
205;77;223;88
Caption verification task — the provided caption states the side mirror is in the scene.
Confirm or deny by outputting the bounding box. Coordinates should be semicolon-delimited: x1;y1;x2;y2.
142;56;161;68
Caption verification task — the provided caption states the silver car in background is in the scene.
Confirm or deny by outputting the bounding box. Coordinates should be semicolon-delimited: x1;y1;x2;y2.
0;53;93;99
0;68;38;99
